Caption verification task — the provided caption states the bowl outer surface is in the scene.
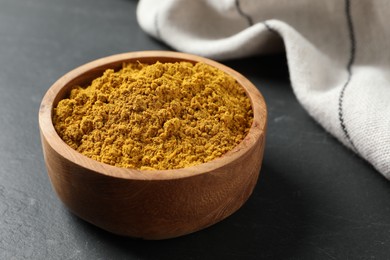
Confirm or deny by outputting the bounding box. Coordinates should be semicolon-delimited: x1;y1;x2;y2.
38;51;267;239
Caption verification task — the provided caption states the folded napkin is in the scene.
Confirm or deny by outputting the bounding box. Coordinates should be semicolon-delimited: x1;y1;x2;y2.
137;0;390;179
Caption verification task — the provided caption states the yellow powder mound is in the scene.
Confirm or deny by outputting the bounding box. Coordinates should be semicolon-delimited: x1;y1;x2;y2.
53;61;253;170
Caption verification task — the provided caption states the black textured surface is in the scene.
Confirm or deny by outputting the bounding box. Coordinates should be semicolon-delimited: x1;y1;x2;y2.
1;0;390;259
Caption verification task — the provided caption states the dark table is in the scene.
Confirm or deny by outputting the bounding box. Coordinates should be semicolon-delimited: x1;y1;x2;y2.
1;0;390;259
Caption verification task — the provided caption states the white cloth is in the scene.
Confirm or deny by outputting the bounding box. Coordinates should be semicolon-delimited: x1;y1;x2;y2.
137;0;390;179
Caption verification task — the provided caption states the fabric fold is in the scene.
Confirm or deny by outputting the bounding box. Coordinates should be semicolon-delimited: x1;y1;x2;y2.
137;0;390;178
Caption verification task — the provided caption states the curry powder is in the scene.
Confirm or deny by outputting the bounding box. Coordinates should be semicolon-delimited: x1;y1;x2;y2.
53;61;253;170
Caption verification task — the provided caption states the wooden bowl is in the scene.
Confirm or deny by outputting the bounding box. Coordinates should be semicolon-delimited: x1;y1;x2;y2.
39;51;267;239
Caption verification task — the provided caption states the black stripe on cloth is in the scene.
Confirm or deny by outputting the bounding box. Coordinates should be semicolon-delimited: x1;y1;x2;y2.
338;0;358;152
263;21;279;35
154;12;161;38
235;0;253;26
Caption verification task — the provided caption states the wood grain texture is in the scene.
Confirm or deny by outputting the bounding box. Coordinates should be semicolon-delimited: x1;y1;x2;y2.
38;51;267;239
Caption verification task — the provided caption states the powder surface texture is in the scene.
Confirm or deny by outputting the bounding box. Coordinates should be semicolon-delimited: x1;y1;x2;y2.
53;61;253;170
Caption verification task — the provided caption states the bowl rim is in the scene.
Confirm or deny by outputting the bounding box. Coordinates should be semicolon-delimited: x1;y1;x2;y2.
39;50;267;181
